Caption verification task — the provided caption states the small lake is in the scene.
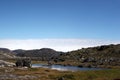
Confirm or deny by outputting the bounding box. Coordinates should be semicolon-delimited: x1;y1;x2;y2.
32;64;105;71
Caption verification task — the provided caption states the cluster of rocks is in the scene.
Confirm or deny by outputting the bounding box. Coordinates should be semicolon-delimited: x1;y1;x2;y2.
75;56;120;68
79;57;120;65
0;58;32;68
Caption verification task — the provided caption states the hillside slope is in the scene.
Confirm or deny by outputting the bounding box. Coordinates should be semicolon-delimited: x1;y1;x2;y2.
13;48;63;61
58;44;120;67
0;48;16;59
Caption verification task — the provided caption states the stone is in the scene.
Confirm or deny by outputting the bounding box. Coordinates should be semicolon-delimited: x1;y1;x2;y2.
15;58;31;68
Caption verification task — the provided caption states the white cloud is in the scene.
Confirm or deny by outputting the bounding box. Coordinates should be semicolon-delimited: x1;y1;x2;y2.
0;39;120;52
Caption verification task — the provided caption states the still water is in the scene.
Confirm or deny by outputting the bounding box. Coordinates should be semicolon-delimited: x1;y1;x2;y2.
32;64;104;71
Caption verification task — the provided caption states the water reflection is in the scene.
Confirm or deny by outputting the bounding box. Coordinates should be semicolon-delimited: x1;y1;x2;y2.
32;64;104;71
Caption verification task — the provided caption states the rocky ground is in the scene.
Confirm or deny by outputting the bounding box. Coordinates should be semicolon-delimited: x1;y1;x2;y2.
0;60;38;80
0;74;37;80
0;60;15;67
0;67;39;80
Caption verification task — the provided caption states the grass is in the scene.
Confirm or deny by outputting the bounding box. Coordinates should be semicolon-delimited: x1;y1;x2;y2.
50;69;120;80
0;67;120;80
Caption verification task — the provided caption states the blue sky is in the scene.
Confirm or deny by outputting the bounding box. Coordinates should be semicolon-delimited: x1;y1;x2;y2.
0;0;120;39
0;0;120;51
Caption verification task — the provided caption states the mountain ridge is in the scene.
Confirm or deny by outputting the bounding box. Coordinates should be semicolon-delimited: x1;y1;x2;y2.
0;44;120;67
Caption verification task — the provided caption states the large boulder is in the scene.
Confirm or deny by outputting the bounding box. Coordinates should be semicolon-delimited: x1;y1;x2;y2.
15;58;31;68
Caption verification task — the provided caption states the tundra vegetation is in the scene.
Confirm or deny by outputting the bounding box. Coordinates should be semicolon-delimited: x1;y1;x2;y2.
0;67;120;80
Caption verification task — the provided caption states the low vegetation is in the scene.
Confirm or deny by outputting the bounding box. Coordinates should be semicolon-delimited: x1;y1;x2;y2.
0;67;120;80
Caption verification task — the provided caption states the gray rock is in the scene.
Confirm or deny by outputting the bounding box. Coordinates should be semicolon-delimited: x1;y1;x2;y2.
0;60;15;67
16;58;32;68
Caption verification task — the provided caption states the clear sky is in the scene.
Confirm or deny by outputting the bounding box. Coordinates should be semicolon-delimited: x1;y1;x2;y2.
0;0;120;39
0;0;120;51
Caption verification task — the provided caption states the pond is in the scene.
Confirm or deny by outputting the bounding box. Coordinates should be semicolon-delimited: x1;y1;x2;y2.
32;64;105;71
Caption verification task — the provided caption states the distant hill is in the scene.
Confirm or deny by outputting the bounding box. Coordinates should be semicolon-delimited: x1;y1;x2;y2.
0;48;16;59
12;49;26;55
13;48;64;61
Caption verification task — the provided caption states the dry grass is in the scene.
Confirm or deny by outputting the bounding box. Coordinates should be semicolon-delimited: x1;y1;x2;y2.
0;67;120;80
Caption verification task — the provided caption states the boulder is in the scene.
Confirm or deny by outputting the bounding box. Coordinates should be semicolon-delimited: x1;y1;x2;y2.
15;58;31;68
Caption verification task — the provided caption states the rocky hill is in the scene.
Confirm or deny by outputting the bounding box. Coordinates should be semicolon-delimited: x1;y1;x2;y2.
58;44;120;67
0;48;16;59
13;48;64;61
